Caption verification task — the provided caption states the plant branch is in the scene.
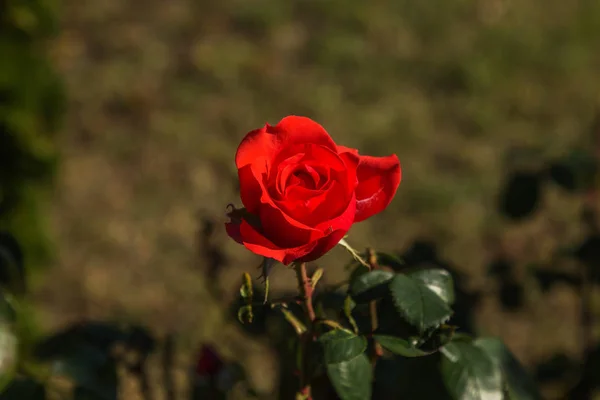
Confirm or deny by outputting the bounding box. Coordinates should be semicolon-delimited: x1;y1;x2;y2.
366;248;384;364
293;262;316;400
295;262;316;323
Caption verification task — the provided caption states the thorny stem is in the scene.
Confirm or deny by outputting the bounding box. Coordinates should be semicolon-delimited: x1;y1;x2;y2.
294;262;316;399
295;262;316;322
366;248;384;364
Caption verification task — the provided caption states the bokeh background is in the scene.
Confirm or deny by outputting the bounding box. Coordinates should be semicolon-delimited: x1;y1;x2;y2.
2;0;600;398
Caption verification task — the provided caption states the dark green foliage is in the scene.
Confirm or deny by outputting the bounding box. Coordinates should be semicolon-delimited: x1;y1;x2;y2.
325;353;372;400
441;340;503;400
499;171;542;221
348;270;394;303
0;228;550;400
547;150;598;194
318;329;368;364
0;377;45;400
0;0;65;270
387;271;453;334
476;338;542;400
409;268;455;305
373;335;432;357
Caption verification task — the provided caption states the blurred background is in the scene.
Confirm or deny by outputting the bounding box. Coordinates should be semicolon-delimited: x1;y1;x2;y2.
1;0;600;398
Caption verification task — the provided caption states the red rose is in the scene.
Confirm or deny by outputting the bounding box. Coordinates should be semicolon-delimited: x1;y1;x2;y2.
195;344;224;378
226;116;401;265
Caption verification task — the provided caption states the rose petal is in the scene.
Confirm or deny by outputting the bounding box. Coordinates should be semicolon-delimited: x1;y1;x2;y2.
338;151;359;192
239;220;319;265
296;194;357;262
296;228;348;263
336;145;359;156
259;203;324;249
273;154;305;197
238;163;266;214
353;154;401;222
235;193;355;264
235;116;336;170
225;221;243;244
272;144;344;185
284;182;329;203
302;181;349;225
271;116;337;151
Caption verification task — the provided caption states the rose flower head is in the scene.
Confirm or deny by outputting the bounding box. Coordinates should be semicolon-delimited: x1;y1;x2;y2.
226;116;401;265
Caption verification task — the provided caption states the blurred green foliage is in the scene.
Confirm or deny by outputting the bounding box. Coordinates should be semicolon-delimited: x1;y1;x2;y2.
0;0;65;269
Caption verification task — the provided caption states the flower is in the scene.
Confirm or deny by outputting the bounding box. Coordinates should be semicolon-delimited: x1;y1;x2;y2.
195;345;224;378
226;116;401;265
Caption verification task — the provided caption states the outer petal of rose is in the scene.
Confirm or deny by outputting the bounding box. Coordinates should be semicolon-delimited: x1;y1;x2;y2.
238;163;265;214
354;154;401;223
235;116;337;169
259;202;324;249
271;116;337;150
225;221;243;244
296;228;349;263
314;191;356;235
296;193;356;262
336;145;359;156
338;150;359;192
308;182;355;227
239;220;318;265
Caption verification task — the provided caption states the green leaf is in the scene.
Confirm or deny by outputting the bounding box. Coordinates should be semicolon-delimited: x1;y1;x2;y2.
373;355;449;399
374;335;431;357
237;305;253;324
34;322;126;360
418;324;456;352
318;329;367;364
475;338;542;400
257;257;276;301
343;296;359;334
408;268;455;305
326;353;372;400
240;272;253;299
348;264;369;282
238;273;254;322
389;274;453;333
441;341;503;400
376;252;405;270
547;149;598;193
311;268;324;290
272;304;306;336
50;343;117;400
348;270;394;303
0;377;46;400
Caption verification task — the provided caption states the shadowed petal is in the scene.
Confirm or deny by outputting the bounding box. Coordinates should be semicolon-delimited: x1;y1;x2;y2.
296;228;348;263
239;220;319;265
